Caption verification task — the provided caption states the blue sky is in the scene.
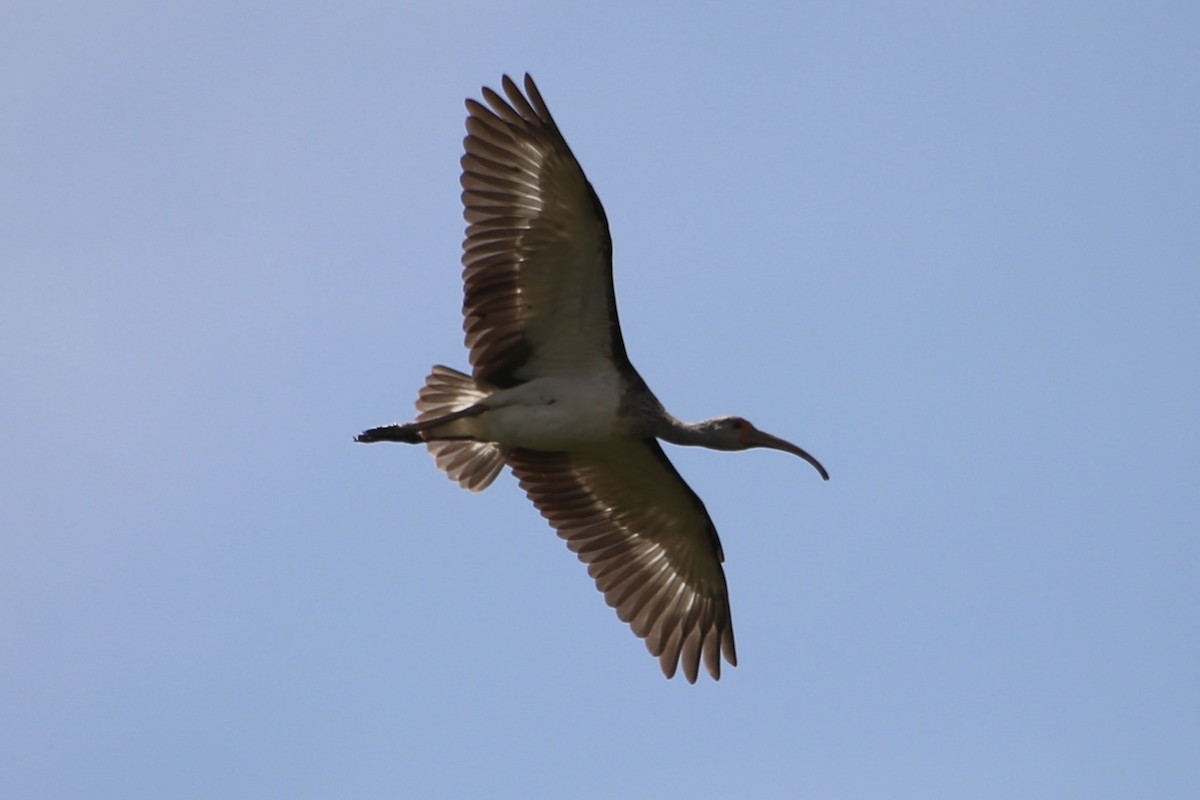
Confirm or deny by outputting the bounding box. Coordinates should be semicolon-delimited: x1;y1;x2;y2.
3;2;1197;798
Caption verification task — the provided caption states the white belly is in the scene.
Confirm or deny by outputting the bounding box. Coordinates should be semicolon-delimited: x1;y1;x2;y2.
484;373;626;450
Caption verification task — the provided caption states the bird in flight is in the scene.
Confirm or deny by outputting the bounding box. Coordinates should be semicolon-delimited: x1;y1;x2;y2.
358;74;828;682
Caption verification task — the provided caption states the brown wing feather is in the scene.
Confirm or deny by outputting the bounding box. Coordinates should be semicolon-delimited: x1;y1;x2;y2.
461;74;628;388
508;442;737;682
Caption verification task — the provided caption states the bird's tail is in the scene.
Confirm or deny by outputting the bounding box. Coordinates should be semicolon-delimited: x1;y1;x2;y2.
415;365;507;492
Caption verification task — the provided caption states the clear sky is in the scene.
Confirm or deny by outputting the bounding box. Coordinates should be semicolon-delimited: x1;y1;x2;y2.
3;2;1197;798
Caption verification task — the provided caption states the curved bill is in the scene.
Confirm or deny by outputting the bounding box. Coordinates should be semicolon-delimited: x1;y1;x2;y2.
745;429;830;481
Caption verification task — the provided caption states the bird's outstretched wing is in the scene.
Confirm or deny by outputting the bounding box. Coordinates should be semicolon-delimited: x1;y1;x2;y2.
508;441;737;682
461;74;628;387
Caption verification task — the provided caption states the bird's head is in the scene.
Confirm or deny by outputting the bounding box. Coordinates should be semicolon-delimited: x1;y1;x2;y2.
700;416;829;480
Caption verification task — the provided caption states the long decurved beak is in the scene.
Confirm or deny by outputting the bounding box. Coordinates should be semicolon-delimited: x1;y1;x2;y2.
745;429;830;481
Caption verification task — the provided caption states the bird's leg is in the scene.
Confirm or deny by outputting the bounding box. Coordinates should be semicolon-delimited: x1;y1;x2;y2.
355;423;424;444
355;403;487;444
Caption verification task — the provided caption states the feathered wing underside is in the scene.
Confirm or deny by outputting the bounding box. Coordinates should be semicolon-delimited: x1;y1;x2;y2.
508;442;737;682
461;74;625;387
416;365;506;492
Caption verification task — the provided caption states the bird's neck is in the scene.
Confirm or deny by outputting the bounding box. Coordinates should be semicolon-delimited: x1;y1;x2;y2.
654;417;711;448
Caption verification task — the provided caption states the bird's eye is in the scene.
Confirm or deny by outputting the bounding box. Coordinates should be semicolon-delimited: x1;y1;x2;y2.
731;419;743;429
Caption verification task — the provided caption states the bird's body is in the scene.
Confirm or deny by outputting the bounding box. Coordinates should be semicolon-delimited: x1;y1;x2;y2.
358;74;827;682
475;372;629;450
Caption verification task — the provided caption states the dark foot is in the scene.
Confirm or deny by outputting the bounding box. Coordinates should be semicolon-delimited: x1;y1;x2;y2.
355;423;423;444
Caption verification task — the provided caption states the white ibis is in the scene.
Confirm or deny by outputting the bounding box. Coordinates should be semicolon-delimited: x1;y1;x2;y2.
358;74;828;682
